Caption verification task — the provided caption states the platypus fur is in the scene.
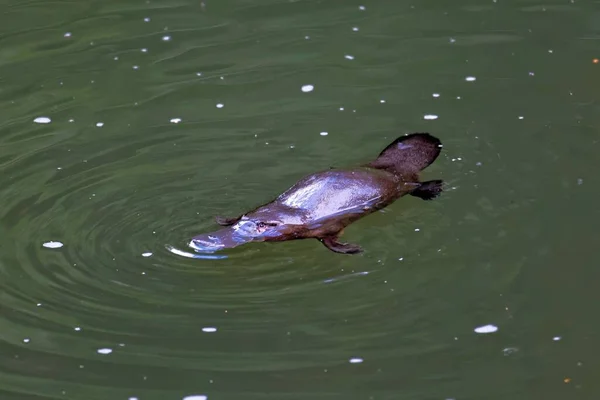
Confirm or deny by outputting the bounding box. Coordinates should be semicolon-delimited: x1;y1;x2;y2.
190;132;443;254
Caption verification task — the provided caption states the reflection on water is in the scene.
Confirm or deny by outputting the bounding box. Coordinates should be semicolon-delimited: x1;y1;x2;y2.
0;0;599;399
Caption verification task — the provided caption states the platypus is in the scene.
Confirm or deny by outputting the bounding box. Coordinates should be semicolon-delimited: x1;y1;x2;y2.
190;132;443;254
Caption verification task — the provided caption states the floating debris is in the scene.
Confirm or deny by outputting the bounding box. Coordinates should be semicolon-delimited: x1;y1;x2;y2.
34;117;51;124
474;324;498;334
43;241;64;249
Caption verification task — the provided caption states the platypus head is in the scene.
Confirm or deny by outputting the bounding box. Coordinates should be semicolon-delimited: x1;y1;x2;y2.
189;217;285;253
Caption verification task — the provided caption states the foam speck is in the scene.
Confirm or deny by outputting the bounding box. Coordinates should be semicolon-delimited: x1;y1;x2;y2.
96;122;104;127
216;103;224;108
358;5;366;10
349;357;363;364
34;117;51;124
97;348;113;354
170;118;182;124
344;55;355;60
162;35;171;41
423;114;438;120
433;93;440;98
320;132;328;136
202;327;217;333
465;76;476;82
64;32;72;38
144;17;151;22
301;84;314;93
553;336;562;341
352;27;359;32
43;241;64;249
183;396;208;400
23;338;30;343
474;324;498;334
142;252;153;257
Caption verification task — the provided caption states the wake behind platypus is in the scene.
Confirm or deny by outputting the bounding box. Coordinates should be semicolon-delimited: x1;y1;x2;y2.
189;132;443;255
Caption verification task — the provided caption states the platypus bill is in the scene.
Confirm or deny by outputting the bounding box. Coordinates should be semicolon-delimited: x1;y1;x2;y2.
190;132;443;255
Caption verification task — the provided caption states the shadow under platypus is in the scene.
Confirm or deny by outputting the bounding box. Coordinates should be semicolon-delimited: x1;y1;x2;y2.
190;132;443;255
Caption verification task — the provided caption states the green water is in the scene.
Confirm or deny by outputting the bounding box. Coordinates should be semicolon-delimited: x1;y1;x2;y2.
1;0;600;399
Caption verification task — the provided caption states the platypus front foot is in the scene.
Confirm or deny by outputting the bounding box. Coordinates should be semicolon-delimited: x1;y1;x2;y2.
215;215;240;226
320;236;363;254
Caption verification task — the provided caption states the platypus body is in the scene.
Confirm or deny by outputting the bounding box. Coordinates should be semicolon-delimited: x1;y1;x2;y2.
190;132;443;254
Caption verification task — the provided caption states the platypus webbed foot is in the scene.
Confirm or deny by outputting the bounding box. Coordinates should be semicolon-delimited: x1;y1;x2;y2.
215;215;240;226
320;236;363;254
410;179;443;201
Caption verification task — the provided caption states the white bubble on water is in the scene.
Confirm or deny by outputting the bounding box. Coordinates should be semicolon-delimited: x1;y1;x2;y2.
216;103;224;108
344;55;355;60
23;338;30;343
320;132;328;136
170;118;182;124
349;357;363;364
162;35;171;41
380;99;386;103
142;252;153;257
433;93;440;98
518;116;524;120
97;348;113;354
352;27;359;32
132;65;139;70
96;122;104;127
141;48;148;53
183;396;208;400
358;5;366;10
465;76;476;82
202;327;217;333
474;324;498;334
74;327;81;331
64;32;72;38
301;84;314;92
34;117;51;124
553;336;562;341
144;17;151;22
43;241;64;249
423;114;438;120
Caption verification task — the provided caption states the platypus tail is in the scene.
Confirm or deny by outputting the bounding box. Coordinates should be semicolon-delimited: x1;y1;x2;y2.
367;132;442;176
367;132;443;200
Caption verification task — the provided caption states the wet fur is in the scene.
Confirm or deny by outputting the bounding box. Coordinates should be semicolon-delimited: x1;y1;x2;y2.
196;133;444;254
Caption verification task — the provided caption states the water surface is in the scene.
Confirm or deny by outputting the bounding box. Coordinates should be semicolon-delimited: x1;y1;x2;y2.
1;0;599;399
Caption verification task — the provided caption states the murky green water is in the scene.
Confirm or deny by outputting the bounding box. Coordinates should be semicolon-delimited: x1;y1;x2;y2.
1;0;600;399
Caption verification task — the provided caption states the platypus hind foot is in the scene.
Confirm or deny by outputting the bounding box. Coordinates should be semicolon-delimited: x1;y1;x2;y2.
410;179;444;201
215;215;240;226
320;236;363;254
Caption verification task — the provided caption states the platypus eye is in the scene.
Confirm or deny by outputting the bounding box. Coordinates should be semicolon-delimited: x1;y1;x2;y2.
257;221;278;229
